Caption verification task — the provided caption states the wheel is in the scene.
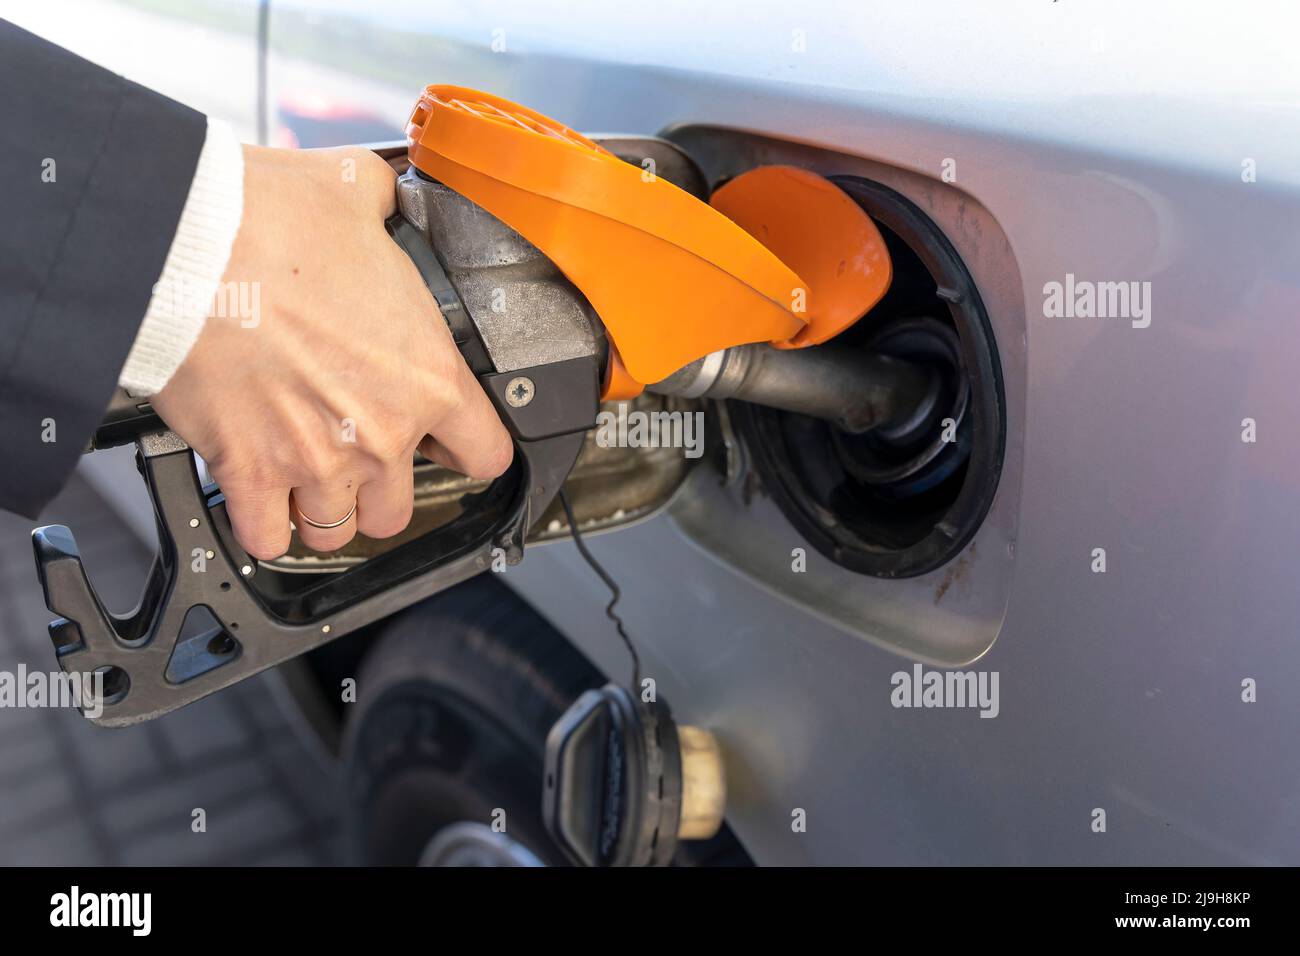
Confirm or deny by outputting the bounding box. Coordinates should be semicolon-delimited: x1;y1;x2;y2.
340;574;604;866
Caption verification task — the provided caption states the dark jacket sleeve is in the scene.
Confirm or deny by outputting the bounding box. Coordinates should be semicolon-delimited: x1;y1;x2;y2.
0;19;206;518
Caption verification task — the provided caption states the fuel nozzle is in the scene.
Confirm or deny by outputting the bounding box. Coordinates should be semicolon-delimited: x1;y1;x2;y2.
648;341;944;439
404;88;899;404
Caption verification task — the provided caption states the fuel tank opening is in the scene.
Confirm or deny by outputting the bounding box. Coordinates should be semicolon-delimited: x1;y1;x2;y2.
730;176;1005;579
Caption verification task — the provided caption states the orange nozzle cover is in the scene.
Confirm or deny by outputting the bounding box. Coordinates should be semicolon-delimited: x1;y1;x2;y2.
710;166;892;349
405;86;809;391
601;345;644;401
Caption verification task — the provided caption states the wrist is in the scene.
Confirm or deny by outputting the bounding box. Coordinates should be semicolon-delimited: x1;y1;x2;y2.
118;118;245;396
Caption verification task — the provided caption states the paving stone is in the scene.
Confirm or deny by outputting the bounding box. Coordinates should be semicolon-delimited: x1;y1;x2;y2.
0;721;62;780
235;674;298;735
0;697;45;737
0;474;342;865
0;815;104;866
117;825;231;867
0;761;77;839
248;844;323;867
121;788;304;866
261;738;339;828
155;691;251;764
98;755;273;844
61;721;168;792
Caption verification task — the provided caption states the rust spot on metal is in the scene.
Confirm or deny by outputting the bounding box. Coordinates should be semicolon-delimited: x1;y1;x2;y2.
934;542;976;604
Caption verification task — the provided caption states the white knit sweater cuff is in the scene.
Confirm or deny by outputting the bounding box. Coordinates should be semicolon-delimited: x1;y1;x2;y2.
118;117;244;396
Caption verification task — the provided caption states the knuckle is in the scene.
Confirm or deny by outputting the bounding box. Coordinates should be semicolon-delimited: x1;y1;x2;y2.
360;504;413;540
465;433;515;480
297;441;345;484
210;455;272;494
421;379;458;423
360;415;419;465
240;527;289;561
421;345;468;410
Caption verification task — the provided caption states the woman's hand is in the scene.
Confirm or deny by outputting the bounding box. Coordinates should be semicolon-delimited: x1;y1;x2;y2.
151;145;513;559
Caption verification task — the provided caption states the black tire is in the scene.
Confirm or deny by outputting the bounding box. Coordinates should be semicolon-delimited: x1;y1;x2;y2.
340;574;605;866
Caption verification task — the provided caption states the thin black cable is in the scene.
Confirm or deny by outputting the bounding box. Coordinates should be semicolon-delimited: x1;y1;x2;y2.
557;488;641;691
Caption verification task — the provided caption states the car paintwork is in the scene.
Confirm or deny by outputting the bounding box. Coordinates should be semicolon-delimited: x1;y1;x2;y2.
272;0;1300;865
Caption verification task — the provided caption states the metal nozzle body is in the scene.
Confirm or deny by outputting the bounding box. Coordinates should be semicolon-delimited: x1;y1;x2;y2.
648;342;941;437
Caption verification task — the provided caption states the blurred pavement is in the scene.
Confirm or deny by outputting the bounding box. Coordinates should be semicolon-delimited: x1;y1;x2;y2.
0;475;342;866
0;0;394;865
